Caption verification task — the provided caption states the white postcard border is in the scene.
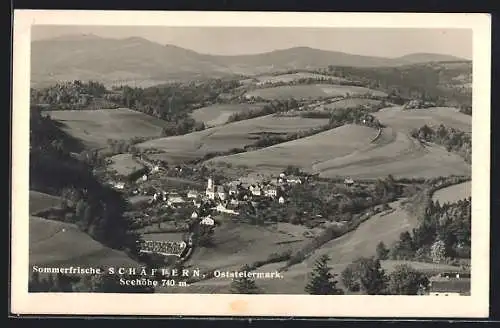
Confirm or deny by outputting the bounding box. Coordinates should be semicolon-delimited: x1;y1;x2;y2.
11;10;491;317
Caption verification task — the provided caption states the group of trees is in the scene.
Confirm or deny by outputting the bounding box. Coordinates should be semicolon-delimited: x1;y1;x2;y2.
389;198;471;262
30;107;140;256
323;63;472;108
228;254;430;295
410;124;472;163
30;80;114;110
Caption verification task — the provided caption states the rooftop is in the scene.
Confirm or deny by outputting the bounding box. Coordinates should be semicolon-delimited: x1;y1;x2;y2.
428;278;471;294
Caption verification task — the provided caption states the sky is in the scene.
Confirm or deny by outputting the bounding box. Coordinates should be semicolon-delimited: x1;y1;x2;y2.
31;26;473;59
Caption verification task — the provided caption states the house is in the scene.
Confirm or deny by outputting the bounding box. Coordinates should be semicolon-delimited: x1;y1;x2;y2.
427;277;471;296
344;177;354;187
167;194;185;206
152;165;160;173
200;216;215;226
287;178;302;184
215;203;239;215
249;185;262;196
264;186;278;198
278;196;285;204
111;181;125;190
187;190;199;199
141;174;148;182
193;199;202;208
191;211;199;219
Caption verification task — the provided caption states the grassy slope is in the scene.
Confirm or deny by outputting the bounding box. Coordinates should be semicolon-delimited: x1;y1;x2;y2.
29;216;140;268
136;115;329;163
47;108;169;149
205;124;378;175
208;106;471;179
190;103;267;127
432;180;471;204
29;191;63;214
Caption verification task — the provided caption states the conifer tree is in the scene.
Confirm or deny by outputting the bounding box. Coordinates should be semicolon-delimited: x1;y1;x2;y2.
305;254;344;295
230;265;260;294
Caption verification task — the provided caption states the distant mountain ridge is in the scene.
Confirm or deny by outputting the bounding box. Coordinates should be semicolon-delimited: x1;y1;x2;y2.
31;34;469;87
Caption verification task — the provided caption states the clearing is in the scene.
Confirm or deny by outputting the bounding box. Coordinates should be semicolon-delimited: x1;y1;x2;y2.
29;216;139;268
190;103;267;127
46;108;169;149
108;153;145;177
136;115;328;163
432;181;471;204
245;84;387;100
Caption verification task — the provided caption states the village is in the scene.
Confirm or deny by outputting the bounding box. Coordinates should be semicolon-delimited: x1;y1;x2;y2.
100;152;360;255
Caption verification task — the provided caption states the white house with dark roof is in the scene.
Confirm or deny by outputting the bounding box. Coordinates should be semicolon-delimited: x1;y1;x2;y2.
187;190;199;199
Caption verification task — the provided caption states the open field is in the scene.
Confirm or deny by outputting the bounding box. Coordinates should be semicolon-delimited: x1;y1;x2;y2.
322;97;383;110
432;181;471;204
46;108;169;149
207;105;471;179
29;216;139;267
301;200;418;266
29;191;63;214
184;219;311;272
205;124;378;175
245;84;388;100
190;103;267;127
255;72;351;85
136;115;328;163
108;153;145;177
374;106;471;132
314;127;470;179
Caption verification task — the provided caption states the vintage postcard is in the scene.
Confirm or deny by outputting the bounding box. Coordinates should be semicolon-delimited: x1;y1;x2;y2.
11;10;491;317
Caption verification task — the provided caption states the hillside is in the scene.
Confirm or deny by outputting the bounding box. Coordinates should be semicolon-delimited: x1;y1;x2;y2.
31;35;467;87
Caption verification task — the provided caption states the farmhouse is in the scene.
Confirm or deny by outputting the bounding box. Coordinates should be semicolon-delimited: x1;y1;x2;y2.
264;186;278;198
427;276;471;296
278;196;286;204
344;177;354;187
187;190;199;199
167;194;186;206
249;185;262;196
111;181;126;190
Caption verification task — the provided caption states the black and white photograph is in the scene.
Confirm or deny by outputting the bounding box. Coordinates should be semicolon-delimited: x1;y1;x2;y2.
11;11;491;317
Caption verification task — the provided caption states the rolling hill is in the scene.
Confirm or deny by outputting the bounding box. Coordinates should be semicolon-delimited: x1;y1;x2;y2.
31;35;467;87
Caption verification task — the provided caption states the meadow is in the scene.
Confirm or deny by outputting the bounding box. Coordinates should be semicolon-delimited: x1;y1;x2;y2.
432;180;471;204
205;124;378;175
207;106;471;180
29;216;139;268
136;115;329;163
190;103;267;127
29;190;63;214
245;84;388;100
47;108;169;149
108;153;145;177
